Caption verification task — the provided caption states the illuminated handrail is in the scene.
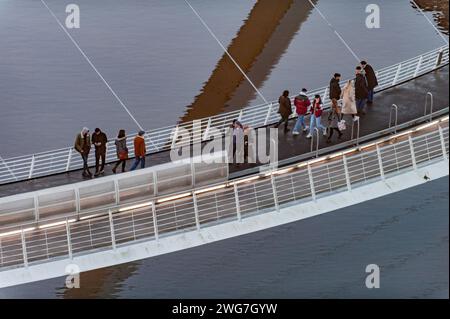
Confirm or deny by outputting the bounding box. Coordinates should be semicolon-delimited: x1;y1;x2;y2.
0;45;448;185
0;117;447;272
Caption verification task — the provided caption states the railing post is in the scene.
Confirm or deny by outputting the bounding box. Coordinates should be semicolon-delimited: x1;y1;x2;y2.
434;48;443;68
108;210;116;250
153;170;159;196
351;118;360;145
28;155;35;179
343;155;352;191
20;228;28;268
264;103;273;126
192;193;201;231
114;179;120;205
233;184;242;221
171;125;179;150
310;128;320;157
65;218;73;259
408;136;417;170
238;109;243;121
376;145;385;180
414;55;423;77
66;148;73;172
34;194;39;222
438;126;448;161
151;201;159;241
307;164;316;201
389;104;398;133
270;174;280;212
191;160;196;188
75;187;81;220
392;63;401;85
425;92;433;121
202;118;212;141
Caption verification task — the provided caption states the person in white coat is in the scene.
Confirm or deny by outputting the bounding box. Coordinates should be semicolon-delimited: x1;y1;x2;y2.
341;80;359;122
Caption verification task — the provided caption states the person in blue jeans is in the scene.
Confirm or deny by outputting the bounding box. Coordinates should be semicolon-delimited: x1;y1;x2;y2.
292;88;311;135
355;66;369;115
306;95;327;138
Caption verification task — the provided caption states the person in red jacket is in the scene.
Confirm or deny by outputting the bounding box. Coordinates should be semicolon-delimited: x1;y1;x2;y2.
130;130;147;171
306;95;327;138
292;88;311;135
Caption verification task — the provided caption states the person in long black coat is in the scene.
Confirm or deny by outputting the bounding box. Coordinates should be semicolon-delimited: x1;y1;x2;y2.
355;66;369;114
361;61;378;104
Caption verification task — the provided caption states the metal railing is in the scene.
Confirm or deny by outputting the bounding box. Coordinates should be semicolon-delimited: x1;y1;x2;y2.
0;45;448;185
0;120;448;271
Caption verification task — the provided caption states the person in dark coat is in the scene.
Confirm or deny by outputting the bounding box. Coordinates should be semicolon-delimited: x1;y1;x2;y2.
112;129;128;174
361;61;378;104
74;127;92;178
91;128;108;176
355;66;369;115
329;73;342;111
275;90;292;132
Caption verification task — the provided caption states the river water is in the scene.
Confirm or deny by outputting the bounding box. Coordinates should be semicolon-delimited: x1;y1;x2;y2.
0;0;448;298
0;0;447;158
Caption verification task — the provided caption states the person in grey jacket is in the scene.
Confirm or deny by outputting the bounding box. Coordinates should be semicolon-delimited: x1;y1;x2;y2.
112;129;128;174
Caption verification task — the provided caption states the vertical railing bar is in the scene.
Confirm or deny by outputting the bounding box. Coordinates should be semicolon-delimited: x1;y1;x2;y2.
408;135;418;170
108;210;116;250
192;193;201;231
270;174;280;212
392;63;402;85
343;155;352;191
414;55;423;77
202;117;212;141
264;103;273;126
233;184;242;221
438;126;448;160
376;145;385;180
28;155;35;179
65;218;73;259
75;187;81;220
20;228;28;268
153;171;159;196
66;148;73;172
307;164;316;201
114;179;120;205
151;201;159;241
34;194;40;222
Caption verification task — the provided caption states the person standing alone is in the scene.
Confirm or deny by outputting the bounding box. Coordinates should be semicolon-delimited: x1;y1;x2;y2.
130;130;147;171
74;127;92;178
91;128;108;176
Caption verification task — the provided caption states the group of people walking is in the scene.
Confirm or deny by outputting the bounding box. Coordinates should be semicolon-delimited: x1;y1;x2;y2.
276;60;378;143
74;128;147;178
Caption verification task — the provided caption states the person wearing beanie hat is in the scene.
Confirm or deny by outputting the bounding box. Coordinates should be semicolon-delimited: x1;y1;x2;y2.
74;127;92;178
130;130;147;171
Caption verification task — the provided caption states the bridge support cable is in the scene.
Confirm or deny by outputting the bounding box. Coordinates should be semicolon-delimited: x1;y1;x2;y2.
184;0;269;105
39;0;145;132
306;0;361;63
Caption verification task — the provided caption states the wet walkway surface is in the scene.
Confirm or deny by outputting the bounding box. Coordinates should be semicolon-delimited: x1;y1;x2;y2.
0;66;448;198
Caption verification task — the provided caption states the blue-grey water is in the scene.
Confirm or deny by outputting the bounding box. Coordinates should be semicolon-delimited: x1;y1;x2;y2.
0;0;448;298
1;177;448;299
0;0;448;158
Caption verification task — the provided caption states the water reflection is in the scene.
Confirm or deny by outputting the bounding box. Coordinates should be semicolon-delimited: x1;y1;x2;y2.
413;0;449;34
180;0;317;122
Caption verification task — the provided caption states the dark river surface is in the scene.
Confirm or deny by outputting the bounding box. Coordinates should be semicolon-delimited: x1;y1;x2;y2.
0;0;448;158
1;177;448;298
0;0;448;298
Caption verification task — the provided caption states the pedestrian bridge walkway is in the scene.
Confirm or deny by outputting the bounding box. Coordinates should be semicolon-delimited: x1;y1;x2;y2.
0;46;449;288
0;46;448;190
0;110;448;288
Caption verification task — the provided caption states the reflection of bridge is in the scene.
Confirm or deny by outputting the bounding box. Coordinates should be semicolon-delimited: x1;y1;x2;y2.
0;46;448;287
181;0;316;121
